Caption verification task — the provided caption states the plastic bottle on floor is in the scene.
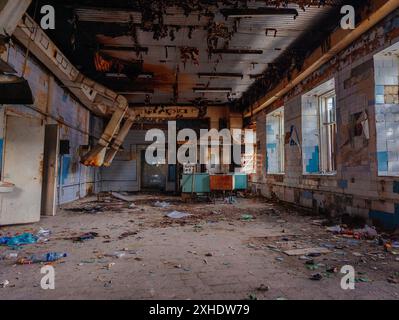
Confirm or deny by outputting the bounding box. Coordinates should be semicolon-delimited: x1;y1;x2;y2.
30;253;67;264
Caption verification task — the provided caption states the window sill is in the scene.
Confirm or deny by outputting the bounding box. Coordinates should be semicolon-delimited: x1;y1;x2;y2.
303;172;337;177
378;174;399;178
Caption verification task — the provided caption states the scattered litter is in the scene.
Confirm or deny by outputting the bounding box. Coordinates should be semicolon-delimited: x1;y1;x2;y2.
299;255;312;261
312;219;327;226
305;261;319;271
166;211;191;219
355;225;378;239
326;224;378;240
66;205;104;214
387;276;399;284
355;277;371;283
36;228;51;243
1;233;38;248
284;247;331;256
247;293;257;300
72;232;99;242
17;252;67;265
193;225;203;232
105;263;116;270
155;201;171;208
326;267;339;274
275;257;284;262
309;273;323;281
327;225;342;233
105;252;126;259
0;280;10;288
241;214;254;221
111;192;133;202
0;252;18;260
119;231;138;240
352;252;364;257
257;284;270;292
224;197;237;205
320;243;335;249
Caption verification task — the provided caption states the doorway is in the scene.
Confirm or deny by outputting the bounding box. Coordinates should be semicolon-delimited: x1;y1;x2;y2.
0;114;45;225
140;150;167;191
41;124;59;216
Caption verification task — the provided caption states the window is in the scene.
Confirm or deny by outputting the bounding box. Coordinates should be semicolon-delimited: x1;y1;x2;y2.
319;92;337;173
266;107;285;174
302;79;337;175
374;43;399;176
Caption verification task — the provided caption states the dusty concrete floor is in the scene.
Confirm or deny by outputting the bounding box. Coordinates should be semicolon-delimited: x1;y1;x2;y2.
0;194;399;300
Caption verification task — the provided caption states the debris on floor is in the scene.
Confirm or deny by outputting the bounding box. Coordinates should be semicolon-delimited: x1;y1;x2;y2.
71;232;99;243
110;192;132;202
284;247;331;256
241;214;254;221
155;201;171;208
166;211;191;219
17;253;67;265
2;195;399;299
0;233;38;247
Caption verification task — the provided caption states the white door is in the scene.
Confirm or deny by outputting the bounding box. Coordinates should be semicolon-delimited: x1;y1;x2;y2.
0;114;45;225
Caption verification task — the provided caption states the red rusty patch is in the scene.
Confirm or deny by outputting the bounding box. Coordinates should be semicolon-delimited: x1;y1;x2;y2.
143;63;194;93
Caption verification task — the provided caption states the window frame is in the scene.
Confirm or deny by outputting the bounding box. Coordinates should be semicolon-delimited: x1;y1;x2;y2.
318;90;337;174
266;106;285;175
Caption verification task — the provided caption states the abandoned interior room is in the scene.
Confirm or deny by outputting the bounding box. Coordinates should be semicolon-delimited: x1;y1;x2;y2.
1;0;399;301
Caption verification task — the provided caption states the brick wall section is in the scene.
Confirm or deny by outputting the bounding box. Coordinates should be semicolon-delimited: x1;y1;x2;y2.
252;9;399;229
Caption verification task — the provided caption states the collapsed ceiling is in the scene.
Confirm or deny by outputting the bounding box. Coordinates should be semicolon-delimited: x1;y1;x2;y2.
28;0;355;111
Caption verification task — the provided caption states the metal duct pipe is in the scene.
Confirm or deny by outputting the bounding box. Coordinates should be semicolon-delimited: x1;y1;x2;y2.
0;0;31;37
103;115;136;167
80;96;129;167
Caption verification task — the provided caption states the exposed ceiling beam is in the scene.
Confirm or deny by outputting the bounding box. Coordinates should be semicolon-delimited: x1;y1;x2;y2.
193;87;232;93
210;49;263;55
99;44;149;53
220;7;299;19
244;0;399;118
198;73;243;79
